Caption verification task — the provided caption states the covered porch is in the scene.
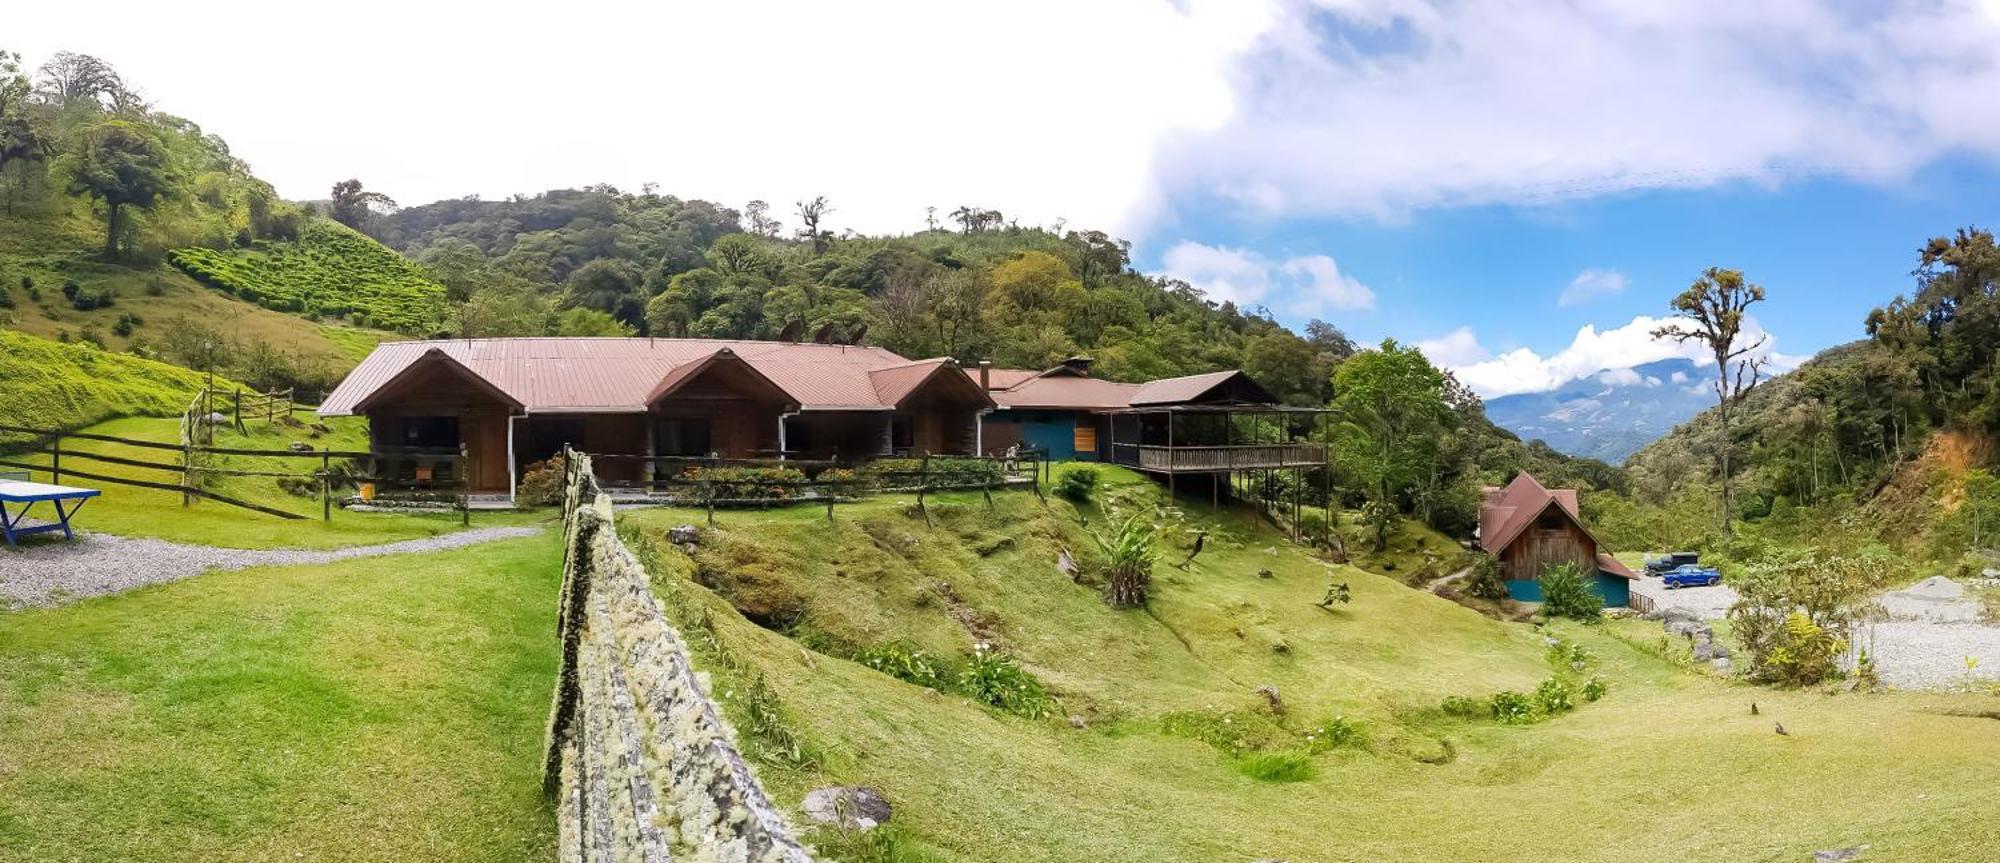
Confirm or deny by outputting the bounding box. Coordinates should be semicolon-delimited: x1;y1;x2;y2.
1104;405;1330;474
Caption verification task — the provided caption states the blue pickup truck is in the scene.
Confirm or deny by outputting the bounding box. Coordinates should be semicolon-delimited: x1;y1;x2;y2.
1662;563;1723;589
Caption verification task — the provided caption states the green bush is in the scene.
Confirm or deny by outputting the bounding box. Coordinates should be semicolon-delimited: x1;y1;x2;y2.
1304;715;1367;752
169;220;448;333
1234;750;1315;783
861;456;1003;489
1488;690;1539;724
681;464;808;500
1052;465;1099;502
957;645;1054;719
1533;677;1576;715
1465;553;1508;600
854;641;955;691
1582;677;1608;702
1538;562;1602;621
1728;552;1882;686
1440;695;1486;718
1093;512;1158;608
516;457;566;506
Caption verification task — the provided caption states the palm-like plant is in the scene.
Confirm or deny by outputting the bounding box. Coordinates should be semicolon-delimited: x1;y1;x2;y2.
1094;512;1158;608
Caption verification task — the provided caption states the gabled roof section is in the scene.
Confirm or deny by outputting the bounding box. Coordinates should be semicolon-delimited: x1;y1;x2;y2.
645;347;796;408
347;347;523;414
981;368;1039;390
1129;369;1277;406
991;375;1143;410
868;359;995;408
1478;471;1604;556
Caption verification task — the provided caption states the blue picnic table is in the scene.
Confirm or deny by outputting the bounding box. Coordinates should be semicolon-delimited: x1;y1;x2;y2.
0;474;102;548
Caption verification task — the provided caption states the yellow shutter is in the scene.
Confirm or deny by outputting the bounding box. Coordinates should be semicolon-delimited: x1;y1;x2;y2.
1074;423;1097;453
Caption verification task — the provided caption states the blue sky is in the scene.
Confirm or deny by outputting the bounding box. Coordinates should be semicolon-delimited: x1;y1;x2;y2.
16;1;2000;397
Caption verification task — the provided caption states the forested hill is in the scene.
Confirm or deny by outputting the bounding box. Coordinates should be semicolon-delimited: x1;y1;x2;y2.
1594;229;2000;564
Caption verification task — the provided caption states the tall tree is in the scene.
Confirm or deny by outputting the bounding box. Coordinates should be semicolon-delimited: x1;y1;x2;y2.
744;199;780;237
1652;267;1768;536
33;51;130;111
795;195;832;254
561;258;647;330
63;119;169;259
1330;340;1456;551
328;178;396;230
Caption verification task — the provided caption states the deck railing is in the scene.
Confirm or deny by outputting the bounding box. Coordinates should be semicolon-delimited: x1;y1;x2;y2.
1108;442;1326;473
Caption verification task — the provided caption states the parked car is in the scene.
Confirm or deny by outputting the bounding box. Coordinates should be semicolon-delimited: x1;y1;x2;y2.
1662;564;1723;589
1644;551;1701;575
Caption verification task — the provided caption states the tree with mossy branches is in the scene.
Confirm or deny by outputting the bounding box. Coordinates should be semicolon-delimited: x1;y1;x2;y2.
62;118;171;260
1653;267;1768;537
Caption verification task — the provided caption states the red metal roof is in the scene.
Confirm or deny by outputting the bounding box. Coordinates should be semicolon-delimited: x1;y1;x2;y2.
320;337;981;416
1129;370;1258;406
1478;472;1619;572
990;374;1142;410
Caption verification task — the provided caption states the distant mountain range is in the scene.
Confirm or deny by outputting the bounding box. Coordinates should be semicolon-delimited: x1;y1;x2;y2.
1484;359;1712;464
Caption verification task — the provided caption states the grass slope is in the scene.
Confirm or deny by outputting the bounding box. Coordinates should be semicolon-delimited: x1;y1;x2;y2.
622;468;2000;862
0;534;559;862
4;415;548;549
2;213;389;371
169;220;449;333
0;330;218;449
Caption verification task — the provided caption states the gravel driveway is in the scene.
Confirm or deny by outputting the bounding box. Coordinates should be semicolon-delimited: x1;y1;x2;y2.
1633;573;2000;690
1;524;544;609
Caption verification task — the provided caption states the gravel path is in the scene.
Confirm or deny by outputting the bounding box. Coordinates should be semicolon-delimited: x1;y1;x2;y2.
1632;573;2000;690
1;523;544;609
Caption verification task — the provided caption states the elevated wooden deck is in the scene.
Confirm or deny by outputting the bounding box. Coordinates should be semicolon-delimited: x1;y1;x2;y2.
1108;442;1326;474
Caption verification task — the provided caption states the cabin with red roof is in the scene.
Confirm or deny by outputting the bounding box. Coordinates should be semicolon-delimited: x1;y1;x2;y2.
1478;472;1637;607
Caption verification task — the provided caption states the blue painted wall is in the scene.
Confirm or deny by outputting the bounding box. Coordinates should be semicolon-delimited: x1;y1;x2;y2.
989;411;1094;460
1505;571;1631;607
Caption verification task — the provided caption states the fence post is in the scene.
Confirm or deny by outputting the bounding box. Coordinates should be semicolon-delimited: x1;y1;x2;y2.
705;454;718;527
1032;453;1045;503
51;434;61;485
460;442;471;526
916;452;931;526
825;456;838;524
321;447;332;522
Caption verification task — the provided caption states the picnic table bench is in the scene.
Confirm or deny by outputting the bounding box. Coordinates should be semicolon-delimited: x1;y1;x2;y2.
0;472;101;548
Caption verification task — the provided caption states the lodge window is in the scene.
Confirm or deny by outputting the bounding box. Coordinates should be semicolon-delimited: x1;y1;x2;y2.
403;416;460;449
657;418;712;457
1537;511;1564;531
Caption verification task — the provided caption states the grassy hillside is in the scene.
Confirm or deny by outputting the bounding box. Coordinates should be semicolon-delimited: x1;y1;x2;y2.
0;329;219;448
170;220;449;333
620;468;2000;862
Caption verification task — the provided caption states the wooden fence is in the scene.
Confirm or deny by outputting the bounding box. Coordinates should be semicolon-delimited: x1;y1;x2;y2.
587;450;1045;525
0;423;472;523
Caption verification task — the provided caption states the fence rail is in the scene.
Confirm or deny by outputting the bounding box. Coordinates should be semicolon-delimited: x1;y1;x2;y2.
1109;442;1327;473
585;450;1045;525
0;422;470;523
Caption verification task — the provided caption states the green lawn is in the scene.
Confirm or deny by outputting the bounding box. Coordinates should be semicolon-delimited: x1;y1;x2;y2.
620;467;2000;863
0;534;560;863
7;416;549;549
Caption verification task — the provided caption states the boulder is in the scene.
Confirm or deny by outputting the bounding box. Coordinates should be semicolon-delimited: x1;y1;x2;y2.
802;786;893;830
287;441;314;453
666;524;700;546
1813;845;1868;861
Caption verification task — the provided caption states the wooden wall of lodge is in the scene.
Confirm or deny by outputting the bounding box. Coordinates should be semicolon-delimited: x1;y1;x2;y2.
1498;513;1597;581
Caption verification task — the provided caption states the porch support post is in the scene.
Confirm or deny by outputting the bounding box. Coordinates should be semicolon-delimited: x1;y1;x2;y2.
1167;409;1176;498
642;417;656;490
506;413;519;503
975;408;992;456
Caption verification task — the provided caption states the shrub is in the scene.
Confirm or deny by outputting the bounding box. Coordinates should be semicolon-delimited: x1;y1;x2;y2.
1465;553;1507;600
1159;709;1288;755
855;641;954;691
1538;562;1602;622
957;645;1053;719
861;456;1003;489
1533;677;1575;715
1052;465;1099;502
1728;552;1882;686
1546;638;1593;671
1234;750;1315;783
0;286;12;309
60;279;79;300
1298;512;1329;546
1304;715;1367;752
1582;677;1608;702
681;464;808;500
517;457;565;506
111;312;143;338
69;286;114;311
1093;512;1157;608
1440;695;1486;718
1488;690;1539;724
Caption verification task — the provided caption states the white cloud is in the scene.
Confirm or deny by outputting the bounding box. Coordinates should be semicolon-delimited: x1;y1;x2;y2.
1161;241;1376;313
1153;1;2000;222
1423;314;1789;399
1415;326;1489;367
1670;370;1690;384
1559;269;1629;307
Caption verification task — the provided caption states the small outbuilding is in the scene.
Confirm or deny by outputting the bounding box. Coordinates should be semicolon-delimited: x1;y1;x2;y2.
1477;472;1636;607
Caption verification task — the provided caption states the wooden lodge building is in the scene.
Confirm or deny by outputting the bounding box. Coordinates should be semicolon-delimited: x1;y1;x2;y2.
318;337;1327;502
1477;472;1638;607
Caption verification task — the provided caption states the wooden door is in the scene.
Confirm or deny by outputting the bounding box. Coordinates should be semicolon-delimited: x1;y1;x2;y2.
464;416;510;492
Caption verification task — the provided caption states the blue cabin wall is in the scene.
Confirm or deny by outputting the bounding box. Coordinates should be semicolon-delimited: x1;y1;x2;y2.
1504;571;1630;608
985;410;1096;461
